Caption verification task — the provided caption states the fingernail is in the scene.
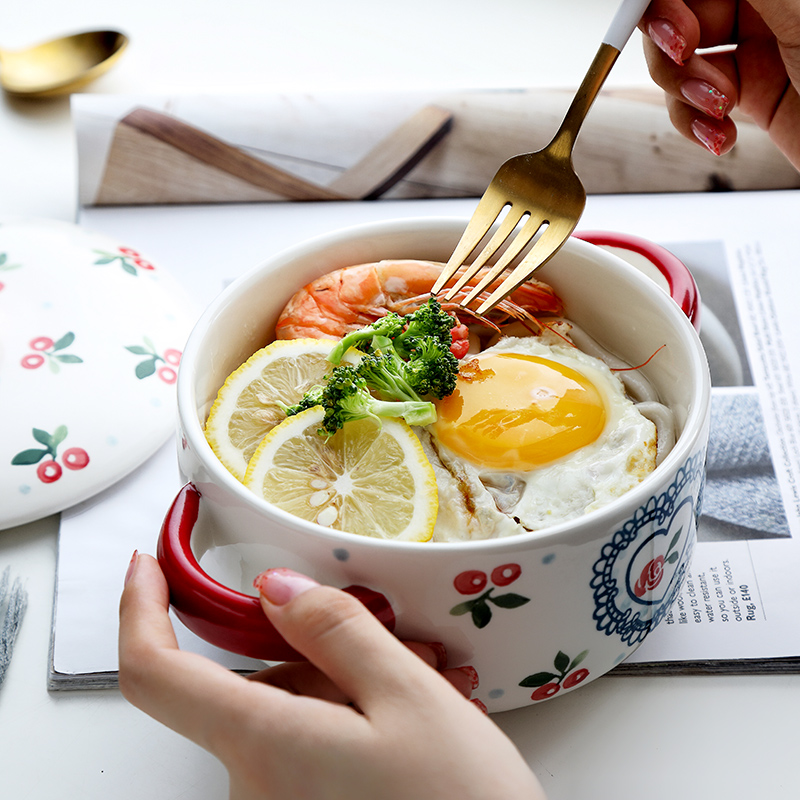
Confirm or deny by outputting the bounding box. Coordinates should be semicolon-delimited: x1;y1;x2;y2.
458;665;480;690
471;698;489;715
254;568;320;605
691;118;726;156
681;79;729;119
124;550;138;586
647;19;686;65
424;641;448;671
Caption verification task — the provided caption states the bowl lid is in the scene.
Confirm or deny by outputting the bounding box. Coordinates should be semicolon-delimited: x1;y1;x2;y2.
0;217;197;530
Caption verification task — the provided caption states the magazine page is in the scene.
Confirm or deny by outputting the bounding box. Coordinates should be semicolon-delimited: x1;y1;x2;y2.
623;230;800;668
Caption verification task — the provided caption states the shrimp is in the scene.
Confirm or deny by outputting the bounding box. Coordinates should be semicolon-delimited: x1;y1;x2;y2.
275;259;564;341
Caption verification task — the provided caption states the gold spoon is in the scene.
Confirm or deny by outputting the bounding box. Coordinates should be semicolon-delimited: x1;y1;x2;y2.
0;30;128;97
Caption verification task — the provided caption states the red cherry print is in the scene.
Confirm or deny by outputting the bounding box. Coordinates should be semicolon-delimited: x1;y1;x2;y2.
133;257;155;270
454;570;488;595
157;366;177;384
21;353;45;369
118;247;140;256
62;447;90;470
0;281;5;291
491;563;522;587
562;668;590;689
163;348;182;366
531;682;561;702
37;460;62;483
30;336;55;351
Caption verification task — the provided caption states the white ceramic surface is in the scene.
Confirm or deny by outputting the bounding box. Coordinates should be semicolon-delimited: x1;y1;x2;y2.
165;217;711;712
0;218;196;529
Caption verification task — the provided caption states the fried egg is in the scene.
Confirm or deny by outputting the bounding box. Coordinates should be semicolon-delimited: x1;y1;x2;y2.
426;335;658;538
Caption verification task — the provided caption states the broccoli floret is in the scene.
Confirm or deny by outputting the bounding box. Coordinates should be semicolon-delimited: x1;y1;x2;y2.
328;312;405;365
357;340;458;402
392;297;456;359
328;298;456;365
312;364;436;435
336;299;460;398
401;337;459;399
287;298;460;438
356;352;423;403
283;384;325;417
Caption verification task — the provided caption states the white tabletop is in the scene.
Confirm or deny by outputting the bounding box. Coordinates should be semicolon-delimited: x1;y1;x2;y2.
1;2;797;798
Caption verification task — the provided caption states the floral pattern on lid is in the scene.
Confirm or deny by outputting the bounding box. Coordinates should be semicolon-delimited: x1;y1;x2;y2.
0;217;197;530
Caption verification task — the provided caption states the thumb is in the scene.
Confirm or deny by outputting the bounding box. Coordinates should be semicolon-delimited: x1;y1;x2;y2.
748;0;800;87
254;569;451;711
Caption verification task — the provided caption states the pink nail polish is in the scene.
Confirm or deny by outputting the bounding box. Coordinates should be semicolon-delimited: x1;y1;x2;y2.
691;118;726;156
254;568;320;605
458;665;480;690
681;79;729;120
124;550;138;586
647;19;686;65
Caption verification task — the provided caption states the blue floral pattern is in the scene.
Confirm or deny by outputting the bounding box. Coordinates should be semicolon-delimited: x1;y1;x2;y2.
590;451;705;646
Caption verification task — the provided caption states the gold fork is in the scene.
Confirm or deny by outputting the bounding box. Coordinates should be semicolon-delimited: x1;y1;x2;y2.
431;0;651;315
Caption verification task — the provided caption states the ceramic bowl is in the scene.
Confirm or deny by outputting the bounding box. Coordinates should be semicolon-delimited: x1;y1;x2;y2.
158;218;710;712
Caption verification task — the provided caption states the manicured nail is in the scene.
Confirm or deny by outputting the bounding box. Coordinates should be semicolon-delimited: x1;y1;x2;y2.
681;79;729;119
424;641;448;671
124;550;138;586
691;118;726;156
647;19;686;65
471;698;489;715
254;568;320;605
458;665;480;690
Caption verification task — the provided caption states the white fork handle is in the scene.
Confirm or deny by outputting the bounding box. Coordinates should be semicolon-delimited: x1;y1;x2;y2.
603;0;652;51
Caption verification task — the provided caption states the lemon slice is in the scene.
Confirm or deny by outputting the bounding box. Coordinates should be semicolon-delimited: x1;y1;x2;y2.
204;338;337;480
243;407;438;541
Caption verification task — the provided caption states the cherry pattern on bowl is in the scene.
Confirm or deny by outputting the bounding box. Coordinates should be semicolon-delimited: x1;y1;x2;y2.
20;332;83;373
519;649;591;702
11;425;90;484
126;337;182;383
93;246;156;275
450;563;530;628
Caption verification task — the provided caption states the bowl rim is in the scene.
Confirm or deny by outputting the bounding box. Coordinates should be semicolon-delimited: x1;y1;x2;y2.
177;216;711;554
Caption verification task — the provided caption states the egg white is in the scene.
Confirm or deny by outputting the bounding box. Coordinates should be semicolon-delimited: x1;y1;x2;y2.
426;335;658;539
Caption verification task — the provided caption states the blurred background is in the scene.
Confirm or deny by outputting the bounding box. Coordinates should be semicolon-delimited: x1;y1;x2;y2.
0;0;650;220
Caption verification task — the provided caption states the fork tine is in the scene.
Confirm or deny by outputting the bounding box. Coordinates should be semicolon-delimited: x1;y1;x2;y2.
441;205;529;301
430;192;508;296
459;213;548;307
474;219;578;315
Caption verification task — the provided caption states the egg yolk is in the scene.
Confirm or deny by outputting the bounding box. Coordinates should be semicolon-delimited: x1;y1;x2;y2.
434;352;606;470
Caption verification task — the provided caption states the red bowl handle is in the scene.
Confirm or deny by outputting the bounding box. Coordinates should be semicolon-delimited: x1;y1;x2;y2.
574;230;701;331
157;483;395;661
